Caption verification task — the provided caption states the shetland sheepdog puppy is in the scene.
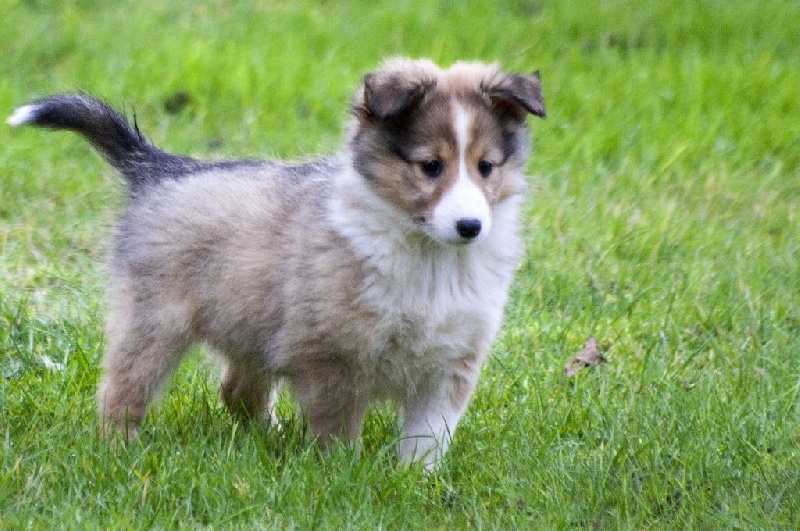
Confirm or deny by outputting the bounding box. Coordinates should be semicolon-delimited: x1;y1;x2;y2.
8;58;544;467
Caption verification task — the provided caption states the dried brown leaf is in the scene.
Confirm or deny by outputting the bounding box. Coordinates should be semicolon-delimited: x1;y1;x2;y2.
564;336;607;377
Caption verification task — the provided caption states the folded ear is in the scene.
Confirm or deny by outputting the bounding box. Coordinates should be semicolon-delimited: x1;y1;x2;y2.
361;72;434;120
482;70;545;120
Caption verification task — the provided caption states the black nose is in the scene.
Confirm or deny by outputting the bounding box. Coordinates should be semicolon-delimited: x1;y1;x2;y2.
455;218;482;239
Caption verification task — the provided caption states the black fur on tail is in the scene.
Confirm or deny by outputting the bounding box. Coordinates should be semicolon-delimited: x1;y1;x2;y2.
8;92;206;190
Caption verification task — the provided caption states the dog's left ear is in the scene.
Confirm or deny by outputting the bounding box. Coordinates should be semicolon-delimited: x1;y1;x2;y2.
361;73;433;120
482;71;546;120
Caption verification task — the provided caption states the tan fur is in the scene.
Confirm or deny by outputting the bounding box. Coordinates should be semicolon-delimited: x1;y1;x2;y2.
20;58;544;467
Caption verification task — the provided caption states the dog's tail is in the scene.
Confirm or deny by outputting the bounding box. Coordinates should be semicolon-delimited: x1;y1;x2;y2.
7;92;201;189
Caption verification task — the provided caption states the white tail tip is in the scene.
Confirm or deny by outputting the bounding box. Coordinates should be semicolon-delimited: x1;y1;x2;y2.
7;104;38;126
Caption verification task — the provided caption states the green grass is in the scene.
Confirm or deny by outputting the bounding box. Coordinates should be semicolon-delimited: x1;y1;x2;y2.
2;0;799;528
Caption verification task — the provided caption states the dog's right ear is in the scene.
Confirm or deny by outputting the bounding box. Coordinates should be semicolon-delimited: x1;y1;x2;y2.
360;73;433;120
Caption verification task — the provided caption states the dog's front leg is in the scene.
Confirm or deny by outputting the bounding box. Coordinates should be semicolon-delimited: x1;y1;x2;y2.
291;358;368;450
398;354;480;469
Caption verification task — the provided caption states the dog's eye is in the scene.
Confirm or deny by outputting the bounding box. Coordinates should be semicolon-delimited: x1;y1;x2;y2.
420;160;444;178
477;160;493;178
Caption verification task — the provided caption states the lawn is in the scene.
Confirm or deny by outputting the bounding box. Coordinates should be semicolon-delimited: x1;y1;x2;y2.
2;0;799;528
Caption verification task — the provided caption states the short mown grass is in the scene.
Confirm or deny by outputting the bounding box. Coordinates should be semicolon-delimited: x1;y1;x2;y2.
2;0;799;528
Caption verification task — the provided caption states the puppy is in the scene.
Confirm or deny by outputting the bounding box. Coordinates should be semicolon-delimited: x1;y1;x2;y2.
8;58;545;467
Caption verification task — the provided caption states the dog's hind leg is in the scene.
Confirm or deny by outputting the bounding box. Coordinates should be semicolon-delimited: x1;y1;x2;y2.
291;358;368;449
97;286;193;440
219;361;279;424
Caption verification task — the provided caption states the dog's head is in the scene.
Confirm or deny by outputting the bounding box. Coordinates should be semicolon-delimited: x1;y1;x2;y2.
348;58;545;245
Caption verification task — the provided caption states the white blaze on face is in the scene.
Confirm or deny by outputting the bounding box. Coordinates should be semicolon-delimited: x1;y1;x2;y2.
430;103;492;244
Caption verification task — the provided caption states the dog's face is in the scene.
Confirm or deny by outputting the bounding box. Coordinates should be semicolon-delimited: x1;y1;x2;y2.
349;58;545;245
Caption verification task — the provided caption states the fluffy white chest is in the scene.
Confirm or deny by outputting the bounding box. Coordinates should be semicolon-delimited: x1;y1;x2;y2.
329;175;523;398
361;243;517;400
